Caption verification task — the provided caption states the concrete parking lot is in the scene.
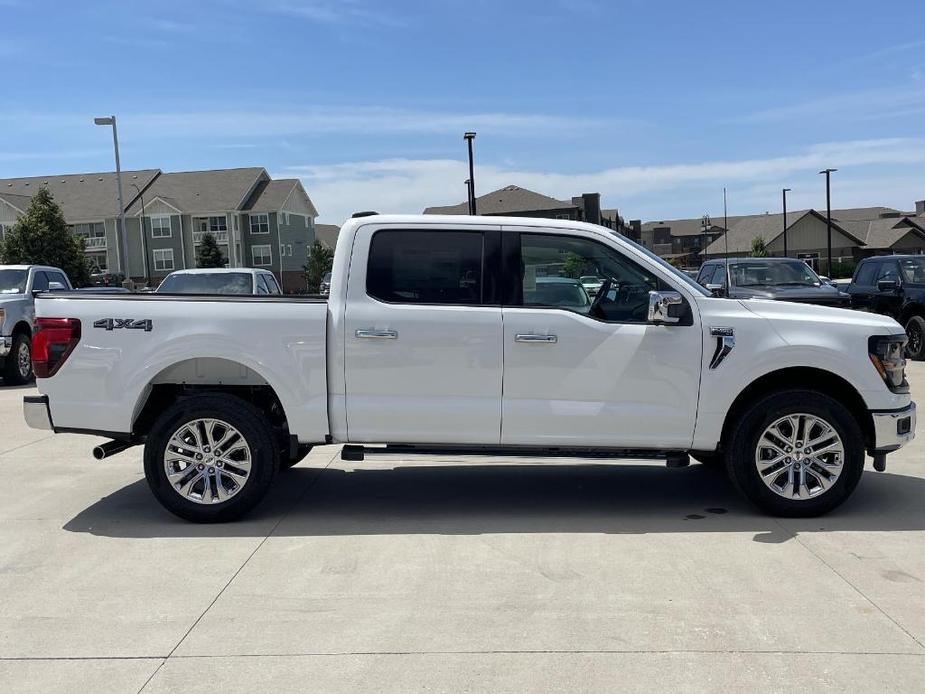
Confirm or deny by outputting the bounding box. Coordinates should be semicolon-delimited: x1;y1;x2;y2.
1;370;925;693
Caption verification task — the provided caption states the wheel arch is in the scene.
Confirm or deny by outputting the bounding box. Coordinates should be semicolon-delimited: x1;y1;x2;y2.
12;320;31;338
720;367;874;451
898;302;925;326
131;357;291;443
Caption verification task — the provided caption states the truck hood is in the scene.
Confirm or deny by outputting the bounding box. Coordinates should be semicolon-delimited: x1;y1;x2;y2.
730;284;847;303
738;298;901;333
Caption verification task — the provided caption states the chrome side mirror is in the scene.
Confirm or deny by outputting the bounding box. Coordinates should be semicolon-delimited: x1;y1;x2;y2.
705;282;725;297
648;290;683;325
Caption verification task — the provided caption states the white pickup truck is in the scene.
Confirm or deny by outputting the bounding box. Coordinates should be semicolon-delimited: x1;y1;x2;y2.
23;214;916;522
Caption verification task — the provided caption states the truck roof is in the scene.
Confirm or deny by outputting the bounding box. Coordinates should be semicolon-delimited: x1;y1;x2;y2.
0;264;64;272
341;214;621;236
165;268;274;275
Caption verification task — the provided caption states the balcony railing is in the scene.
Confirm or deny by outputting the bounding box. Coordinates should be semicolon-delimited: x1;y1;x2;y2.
193;230;229;244
82;236;107;249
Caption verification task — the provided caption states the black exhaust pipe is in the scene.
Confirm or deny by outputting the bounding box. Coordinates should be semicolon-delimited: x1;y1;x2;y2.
93;439;135;460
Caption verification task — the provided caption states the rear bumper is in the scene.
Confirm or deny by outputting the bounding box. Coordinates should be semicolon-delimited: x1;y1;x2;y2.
871;402;916;452
23;395;53;431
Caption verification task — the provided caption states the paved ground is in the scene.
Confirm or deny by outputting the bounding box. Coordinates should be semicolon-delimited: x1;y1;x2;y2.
1;369;925;693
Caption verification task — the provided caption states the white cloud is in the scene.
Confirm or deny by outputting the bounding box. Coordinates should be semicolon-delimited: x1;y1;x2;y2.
0;107;616;139
287;138;925;223
733;88;925;124
269;0;405;27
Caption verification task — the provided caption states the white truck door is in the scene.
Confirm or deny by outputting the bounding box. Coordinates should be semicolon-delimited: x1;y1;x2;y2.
344;223;503;444
500;228;703;449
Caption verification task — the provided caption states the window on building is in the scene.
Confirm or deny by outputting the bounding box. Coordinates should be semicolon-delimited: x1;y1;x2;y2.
153;248;175;272
249;213;269;234
279;243;293;257
367;230;483;305
150;216;171;238
69;221;107;249
193;216;229;244
251;244;272;266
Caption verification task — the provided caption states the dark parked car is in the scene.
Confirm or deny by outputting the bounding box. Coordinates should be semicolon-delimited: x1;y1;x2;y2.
848;255;925;360
697;257;850;307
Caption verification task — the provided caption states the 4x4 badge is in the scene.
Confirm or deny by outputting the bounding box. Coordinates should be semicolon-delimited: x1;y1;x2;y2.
93;318;153;332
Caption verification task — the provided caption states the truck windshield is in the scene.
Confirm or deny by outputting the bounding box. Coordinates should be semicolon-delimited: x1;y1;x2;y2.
608;230;711;296
0;269;28;294
157;273;254;294
730;260;820;287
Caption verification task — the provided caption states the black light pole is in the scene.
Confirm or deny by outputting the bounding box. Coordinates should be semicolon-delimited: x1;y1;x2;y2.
464;132;477;215
818;169;837;274
700;214;711;266
465;179;471;210
782;188;791;257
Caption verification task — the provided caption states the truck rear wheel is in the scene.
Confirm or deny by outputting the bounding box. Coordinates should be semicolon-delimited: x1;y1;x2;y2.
904;315;925;361
3;333;33;385
726;389;864;517
143;394;278;522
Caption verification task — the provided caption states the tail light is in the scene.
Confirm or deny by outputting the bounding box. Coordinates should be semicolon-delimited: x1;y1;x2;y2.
32;318;81;378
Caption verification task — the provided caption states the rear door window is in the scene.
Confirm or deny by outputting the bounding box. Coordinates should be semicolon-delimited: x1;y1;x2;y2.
367;230;484;305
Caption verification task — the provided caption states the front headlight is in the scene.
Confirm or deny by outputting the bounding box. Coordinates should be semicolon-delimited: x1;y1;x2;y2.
869;334;909;393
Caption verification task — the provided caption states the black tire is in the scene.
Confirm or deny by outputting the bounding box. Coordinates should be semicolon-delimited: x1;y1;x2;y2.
725;389;864;517
143;394;278;522
905;315;925;361
280;444;313;470
691;451;723;468
3;333;33;385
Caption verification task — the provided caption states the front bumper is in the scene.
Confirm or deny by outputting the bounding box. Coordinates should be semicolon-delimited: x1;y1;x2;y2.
0;335;11;358
871;402;916;452
23;395;53;431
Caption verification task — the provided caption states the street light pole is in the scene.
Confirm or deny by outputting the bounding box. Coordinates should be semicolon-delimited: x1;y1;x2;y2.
464;132;477;215
464;179;472;211
818;169;837;275
131;183;150;286
782;188;791;257
94;116;129;282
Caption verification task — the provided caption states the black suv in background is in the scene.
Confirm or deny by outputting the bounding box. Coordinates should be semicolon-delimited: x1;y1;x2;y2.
696;257;850;307
848;255;925;359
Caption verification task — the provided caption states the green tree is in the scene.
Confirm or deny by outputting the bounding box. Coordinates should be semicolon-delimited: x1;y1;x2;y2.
196;233;226;268
561;251;593;279
0;187;91;286
750;236;769;257
304;240;334;293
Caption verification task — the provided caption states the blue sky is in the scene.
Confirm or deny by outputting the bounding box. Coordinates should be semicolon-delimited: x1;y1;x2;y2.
2;0;925;223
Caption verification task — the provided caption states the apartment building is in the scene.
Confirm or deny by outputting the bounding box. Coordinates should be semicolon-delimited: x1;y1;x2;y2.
0;167;318;292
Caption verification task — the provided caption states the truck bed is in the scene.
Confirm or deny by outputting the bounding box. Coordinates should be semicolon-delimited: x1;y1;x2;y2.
34;293;330;442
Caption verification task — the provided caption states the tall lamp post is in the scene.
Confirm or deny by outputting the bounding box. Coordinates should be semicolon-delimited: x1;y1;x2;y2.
464;132;477;215
782;188;791;257
130;183;150;286
94;116;129;282
818;169;837;275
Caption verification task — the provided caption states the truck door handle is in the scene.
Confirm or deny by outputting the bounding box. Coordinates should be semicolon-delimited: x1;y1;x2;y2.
355;329;398;340
515;333;557;343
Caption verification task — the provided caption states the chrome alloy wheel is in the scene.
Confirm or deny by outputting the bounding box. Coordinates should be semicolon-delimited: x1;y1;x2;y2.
17;341;31;379
163;418;252;504
755;413;845;500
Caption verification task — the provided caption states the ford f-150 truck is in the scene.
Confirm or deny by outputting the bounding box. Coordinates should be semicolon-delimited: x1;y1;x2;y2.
0;265;72;384
23;215;916;522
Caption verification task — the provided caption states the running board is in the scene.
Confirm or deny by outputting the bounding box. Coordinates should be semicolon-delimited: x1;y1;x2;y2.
341;444;690;466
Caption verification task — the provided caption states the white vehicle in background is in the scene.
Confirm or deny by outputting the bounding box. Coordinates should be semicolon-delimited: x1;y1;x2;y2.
156;268;282;295
0;265;72;384
579;275;604;297
23;214;916;522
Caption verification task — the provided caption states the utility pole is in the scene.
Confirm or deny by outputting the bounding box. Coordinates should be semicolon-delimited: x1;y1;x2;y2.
464;132;477;215
818;169;837;275
782;188;791;257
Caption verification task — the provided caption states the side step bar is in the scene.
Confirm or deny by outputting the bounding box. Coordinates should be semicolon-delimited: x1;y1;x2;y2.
341;444;690;467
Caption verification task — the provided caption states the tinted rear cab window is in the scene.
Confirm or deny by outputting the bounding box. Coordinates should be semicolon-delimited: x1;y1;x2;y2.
367;230;484;305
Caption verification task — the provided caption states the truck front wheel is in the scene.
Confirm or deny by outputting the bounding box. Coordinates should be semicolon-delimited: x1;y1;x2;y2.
726;389;864;517
904;315;925;361
143;394;278;522
3;333;33;385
